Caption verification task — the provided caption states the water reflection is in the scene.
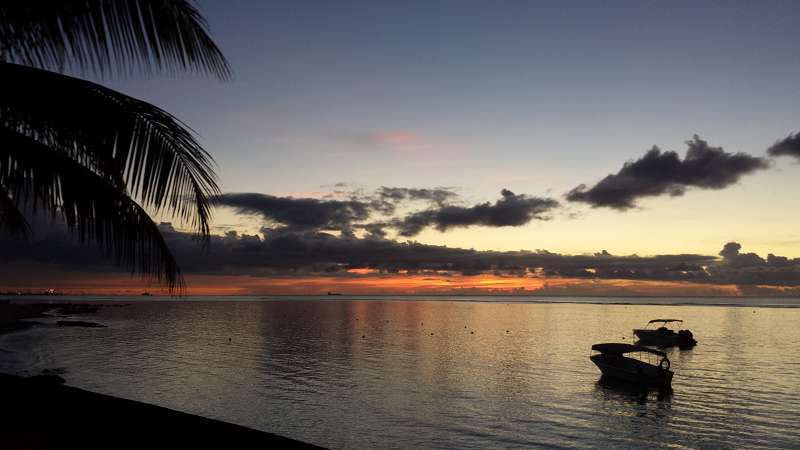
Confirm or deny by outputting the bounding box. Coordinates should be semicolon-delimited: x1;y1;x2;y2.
595;376;673;404
3;299;800;449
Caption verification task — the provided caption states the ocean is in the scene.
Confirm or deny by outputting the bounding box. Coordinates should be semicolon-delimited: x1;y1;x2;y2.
2;296;799;449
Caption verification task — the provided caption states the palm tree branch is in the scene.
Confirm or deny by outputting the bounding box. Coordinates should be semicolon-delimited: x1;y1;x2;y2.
0;184;31;238
0;0;230;79
0;127;185;292
0;62;219;237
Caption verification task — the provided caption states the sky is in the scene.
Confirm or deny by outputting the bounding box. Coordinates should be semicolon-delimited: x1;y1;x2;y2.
4;0;800;295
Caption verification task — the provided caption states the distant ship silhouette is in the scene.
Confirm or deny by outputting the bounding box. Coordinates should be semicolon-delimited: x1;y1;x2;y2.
326;292;342;296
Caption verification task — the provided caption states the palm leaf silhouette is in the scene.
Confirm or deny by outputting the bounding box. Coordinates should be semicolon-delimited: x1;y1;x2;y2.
0;187;31;237
1;128;184;291
1;62;220;236
0;0;230;79
0;1;230;292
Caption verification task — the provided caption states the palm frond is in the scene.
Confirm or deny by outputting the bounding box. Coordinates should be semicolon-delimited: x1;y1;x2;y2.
0;127;184;292
0;185;31;238
0;0;230;79
0;62;220;237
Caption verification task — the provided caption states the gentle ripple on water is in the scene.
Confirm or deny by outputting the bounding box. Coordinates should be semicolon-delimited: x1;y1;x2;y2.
1;297;800;449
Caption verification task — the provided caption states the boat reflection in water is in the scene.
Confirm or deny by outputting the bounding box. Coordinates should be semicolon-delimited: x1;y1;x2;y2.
596;374;673;404
589;343;673;391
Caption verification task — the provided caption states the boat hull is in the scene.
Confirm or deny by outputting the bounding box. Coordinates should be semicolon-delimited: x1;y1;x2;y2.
634;329;697;348
633;329;677;345
590;354;673;388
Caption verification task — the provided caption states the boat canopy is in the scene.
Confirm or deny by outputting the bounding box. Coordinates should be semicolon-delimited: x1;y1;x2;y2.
591;343;667;357
648;319;682;324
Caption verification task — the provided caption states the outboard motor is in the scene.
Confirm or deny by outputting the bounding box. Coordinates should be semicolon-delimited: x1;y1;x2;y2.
677;330;697;349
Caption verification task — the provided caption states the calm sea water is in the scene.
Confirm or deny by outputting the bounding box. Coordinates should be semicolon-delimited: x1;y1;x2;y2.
2;296;800;449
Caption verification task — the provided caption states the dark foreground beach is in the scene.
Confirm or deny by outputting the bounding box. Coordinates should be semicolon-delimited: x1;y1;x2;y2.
0;374;323;450
0;302;322;450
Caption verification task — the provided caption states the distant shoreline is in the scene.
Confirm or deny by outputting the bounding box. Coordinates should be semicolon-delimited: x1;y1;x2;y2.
4;292;800;298
3;295;799;309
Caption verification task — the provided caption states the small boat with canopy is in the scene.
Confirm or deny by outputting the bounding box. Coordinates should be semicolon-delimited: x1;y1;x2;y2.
589;343;673;388
633;319;696;348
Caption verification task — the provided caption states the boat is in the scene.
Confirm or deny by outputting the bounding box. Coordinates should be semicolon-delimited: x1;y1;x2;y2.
589;343;673;388
326;292;341;296
633;319;696;348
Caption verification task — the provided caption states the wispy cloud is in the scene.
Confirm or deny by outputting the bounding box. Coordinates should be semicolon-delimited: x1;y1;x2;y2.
336;131;425;151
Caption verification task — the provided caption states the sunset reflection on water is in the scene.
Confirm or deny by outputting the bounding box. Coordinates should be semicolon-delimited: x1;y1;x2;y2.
3;298;799;449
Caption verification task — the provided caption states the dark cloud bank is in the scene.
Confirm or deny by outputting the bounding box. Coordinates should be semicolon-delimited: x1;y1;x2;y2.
3;218;800;290
567;135;769;209
218;187;559;238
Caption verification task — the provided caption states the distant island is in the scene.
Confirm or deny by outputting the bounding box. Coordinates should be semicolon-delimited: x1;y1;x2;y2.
0;289;63;296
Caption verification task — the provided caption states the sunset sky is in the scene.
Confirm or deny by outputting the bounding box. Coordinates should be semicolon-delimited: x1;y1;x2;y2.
3;0;800;295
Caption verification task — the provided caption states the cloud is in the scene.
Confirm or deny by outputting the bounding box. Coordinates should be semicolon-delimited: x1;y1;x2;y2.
108;236;800;288
168;227;711;284
217;193;371;235
393;189;560;236
0;222;713;282
336;131;423;151
218;187;558;238
4;222;800;290
375;186;457;206
358;186;459;215
767;132;800;160
567;135;769;210
708;241;800;286
718;242;766;267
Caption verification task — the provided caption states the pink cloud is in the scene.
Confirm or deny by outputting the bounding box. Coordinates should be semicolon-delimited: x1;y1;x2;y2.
335;130;470;163
341;130;424;151
371;131;418;145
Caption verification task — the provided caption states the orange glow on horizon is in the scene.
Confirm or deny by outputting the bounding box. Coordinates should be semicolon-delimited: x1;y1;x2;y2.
0;271;754;297
346;268;380;275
